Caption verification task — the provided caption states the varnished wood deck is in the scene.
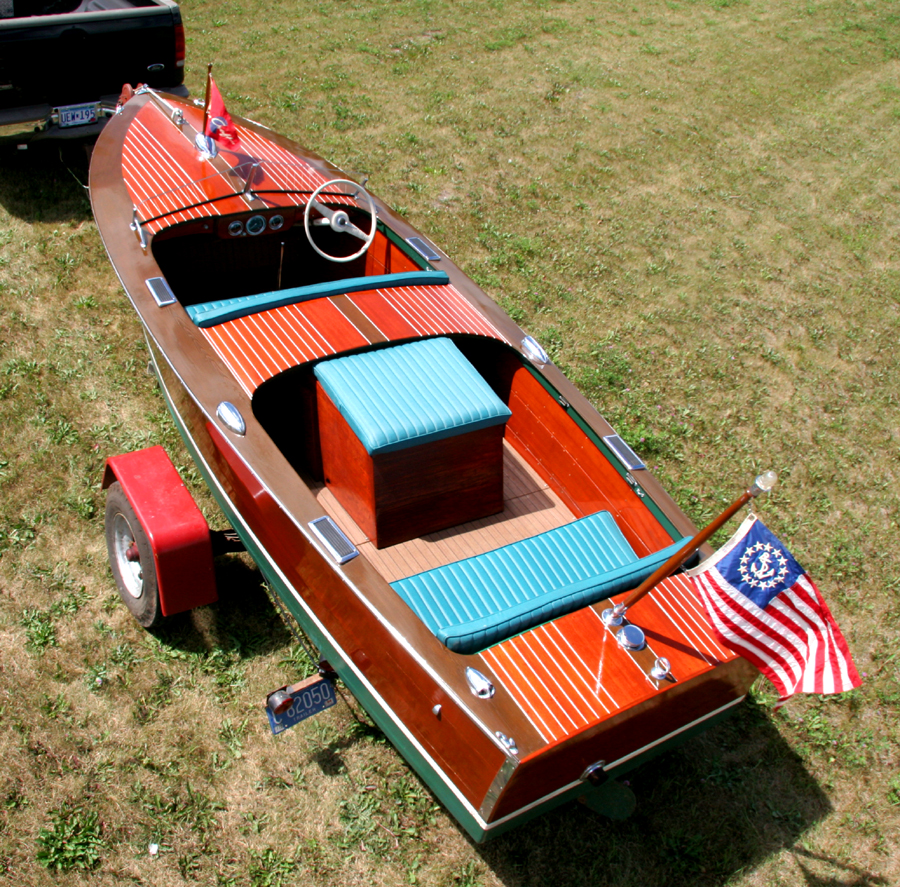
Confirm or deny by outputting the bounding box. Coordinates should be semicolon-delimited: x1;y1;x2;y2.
201;282;507;395
313;440;576;582
482;574;731;743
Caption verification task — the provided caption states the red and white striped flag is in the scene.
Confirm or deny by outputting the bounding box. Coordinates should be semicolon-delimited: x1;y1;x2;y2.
687;515;861;705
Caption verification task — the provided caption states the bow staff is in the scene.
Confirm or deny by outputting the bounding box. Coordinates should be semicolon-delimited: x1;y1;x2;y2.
602;470;778;627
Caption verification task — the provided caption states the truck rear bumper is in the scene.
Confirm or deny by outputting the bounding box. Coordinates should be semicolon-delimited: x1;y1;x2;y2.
0;84;189;143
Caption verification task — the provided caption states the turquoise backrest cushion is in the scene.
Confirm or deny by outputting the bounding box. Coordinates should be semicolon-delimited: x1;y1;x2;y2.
314;337;511;454
186;270;450;328
391;510;687;653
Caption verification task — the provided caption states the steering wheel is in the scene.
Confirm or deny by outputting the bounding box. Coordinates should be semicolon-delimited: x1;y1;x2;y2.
304;178;377;263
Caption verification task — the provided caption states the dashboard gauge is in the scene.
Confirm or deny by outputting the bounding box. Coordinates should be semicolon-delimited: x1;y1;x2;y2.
246;214;267;236
269;214;285;231
227;220;244;237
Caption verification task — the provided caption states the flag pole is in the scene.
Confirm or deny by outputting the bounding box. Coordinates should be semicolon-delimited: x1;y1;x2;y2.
195;63;218;159
601;470;777;627
202;62;213;134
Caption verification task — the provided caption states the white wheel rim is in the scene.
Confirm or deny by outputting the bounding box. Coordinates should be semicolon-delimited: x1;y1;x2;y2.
113;512;143;599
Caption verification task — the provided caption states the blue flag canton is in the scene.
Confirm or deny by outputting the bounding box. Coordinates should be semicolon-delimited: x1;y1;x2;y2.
718;520;805;609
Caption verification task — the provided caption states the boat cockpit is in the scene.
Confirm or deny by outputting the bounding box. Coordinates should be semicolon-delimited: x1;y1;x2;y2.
145;177;684;657
151;203;428;309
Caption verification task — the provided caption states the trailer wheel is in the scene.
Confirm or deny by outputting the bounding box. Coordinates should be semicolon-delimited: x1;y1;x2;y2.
105;481;163;628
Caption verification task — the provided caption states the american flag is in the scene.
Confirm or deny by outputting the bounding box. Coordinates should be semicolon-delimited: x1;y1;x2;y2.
687;515;861;704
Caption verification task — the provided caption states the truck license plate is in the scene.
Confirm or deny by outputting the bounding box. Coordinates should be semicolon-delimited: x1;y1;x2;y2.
58;103;98;128
266;675;336;735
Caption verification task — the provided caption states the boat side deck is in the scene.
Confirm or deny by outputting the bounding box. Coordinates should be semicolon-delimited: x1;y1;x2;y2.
313;440;576;583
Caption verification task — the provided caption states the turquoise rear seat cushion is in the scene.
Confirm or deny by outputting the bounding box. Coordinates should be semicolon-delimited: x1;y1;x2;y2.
186;270;450;328
314;337;511;454
391;510;687;654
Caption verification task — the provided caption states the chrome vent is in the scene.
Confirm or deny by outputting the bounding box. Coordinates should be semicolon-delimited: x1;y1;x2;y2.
145;277;177;306
309;516;358;565
603;434;645;471
407;236;441;261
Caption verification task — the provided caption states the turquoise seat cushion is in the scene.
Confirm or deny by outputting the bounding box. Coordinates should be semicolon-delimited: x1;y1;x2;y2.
314;337;511;454
391;511;687;654
186;270;450;328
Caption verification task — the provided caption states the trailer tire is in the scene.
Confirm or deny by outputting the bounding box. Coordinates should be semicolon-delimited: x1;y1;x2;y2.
105;481;164;628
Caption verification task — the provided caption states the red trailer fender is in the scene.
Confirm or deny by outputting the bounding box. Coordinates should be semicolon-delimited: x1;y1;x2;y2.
103;446;218;616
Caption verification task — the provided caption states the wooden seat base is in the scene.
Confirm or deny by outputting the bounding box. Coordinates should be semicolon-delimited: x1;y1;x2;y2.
317;385;505;548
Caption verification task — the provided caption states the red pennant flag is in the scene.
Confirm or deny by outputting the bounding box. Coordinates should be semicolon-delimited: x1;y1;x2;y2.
204;76;241;150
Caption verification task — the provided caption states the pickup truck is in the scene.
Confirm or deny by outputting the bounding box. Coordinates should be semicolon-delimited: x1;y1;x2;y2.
0;0;187;144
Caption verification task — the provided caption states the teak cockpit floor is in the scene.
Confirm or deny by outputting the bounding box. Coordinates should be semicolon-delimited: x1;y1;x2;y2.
312;441;576;583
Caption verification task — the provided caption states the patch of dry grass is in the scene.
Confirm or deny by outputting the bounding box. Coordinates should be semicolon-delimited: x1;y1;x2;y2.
1;0;899;884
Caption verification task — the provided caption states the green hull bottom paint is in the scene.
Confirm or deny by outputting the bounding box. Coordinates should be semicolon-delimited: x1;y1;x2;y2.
149;343;745;842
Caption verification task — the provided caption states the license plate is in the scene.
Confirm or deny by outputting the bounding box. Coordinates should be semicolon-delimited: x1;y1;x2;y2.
266;675;336;735
58;103;98;128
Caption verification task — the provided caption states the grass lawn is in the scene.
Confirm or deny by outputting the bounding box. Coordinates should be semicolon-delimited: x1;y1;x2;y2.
0;0;898;884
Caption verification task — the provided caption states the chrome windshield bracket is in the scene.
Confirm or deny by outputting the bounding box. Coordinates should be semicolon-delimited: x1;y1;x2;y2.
130;208;147;251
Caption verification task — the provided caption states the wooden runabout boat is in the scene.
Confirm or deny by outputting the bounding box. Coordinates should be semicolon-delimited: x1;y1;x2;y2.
89;86;757;841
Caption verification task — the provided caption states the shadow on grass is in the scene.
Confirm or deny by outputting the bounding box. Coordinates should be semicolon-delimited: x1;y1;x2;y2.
310;720;385;777
0;137;94;223
127;557;867;886
148;555;294;661
475;701;871;887
146;553;387;775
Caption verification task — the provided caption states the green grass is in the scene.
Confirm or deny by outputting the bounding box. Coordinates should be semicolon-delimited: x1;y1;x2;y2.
1;0;898;883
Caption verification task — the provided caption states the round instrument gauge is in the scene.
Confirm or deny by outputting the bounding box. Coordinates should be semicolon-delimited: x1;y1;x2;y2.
269;214;285;231
227;220;244;237
246;214;267;236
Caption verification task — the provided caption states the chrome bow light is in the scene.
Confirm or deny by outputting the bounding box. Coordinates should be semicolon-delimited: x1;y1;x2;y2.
216;401;246;436
465;667;495;699
521;335;550;366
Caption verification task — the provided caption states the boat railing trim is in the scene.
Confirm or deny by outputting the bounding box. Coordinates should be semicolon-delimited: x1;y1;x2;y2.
186;270;451;328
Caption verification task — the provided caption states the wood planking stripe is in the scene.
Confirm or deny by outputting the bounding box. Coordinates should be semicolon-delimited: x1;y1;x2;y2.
123;102;250;233
485;572;739;743
501;621;615;733
235;128;329;194
526;625;613;719
596;575;731;674
503;632;594;732
348;284;509;345
201;298;370;392
387;285;488;338
638;582;722;668
481;644;556;742
345;290;418;340
232;126;356;207
419;283;507;340
124;116;214;228
653;574;730;661
121;99;355;236
541;620;618;711
585;605;663;691
202;283;508;392
486;607;654;742
329;295;388;344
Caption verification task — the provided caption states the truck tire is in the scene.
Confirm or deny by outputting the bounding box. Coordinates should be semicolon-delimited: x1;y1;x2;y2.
104;481;164;628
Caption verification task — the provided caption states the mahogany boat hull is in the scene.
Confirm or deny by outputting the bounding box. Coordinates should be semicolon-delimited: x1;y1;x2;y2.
90;89;758;841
